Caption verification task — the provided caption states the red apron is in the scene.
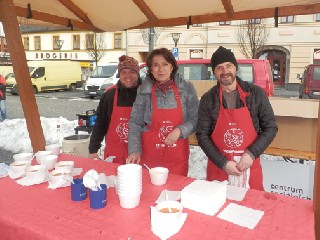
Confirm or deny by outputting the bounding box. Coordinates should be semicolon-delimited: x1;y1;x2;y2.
207;83;263;190
104;86;132;164
140;84;189;176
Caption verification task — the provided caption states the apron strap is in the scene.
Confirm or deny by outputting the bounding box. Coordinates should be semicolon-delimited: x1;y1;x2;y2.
218;82;247;108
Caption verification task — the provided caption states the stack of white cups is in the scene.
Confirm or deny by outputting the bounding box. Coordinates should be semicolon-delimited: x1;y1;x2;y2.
116;164;142;209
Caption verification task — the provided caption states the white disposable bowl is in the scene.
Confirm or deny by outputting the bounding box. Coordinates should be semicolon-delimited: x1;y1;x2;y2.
118;193;141;209
39;154;58;170
35;150;53;164
54;161;74;172
10;161;30;176
25;165;46;181
45;144;61;156
156;200;183;220
117;164;142;174
149;167;169;186
49;169;71;185
13;153;34;162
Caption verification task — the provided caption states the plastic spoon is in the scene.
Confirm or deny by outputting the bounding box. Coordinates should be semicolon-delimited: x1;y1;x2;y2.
165;190;172;213
143;164;151;171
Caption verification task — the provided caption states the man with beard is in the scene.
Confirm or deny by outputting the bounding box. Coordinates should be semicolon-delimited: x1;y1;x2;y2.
196;46;278;190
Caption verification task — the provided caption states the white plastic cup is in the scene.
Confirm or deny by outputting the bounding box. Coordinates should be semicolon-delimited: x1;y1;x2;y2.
149;167;169;186
156;200;183;220
49;169;71;186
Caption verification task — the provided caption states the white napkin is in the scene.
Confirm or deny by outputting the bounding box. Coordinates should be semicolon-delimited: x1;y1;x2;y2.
0;163;9;178
103;156;116;162
217;203;264;230
47;178;71;190
16;175;48;186
8;169;25;179
150;207;187;240
98;173;116;188
155;190;181;204
71;168;83;177
226;185;248;201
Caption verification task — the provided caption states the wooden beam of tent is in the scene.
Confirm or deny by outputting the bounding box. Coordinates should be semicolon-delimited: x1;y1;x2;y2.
315;103;320;239
57;0;93;25
221;0;234;18
131;3;320;29
0;0;45;153
132;0;158;22
14;5;102;32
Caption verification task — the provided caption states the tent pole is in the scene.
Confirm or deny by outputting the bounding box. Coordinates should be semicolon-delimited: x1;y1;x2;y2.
0;0;45;153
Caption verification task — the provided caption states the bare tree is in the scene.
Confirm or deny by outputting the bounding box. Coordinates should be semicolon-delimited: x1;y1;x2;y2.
84;32;106;66
236;19;270;59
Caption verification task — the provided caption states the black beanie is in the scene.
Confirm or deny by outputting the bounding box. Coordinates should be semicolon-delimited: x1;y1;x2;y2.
211;46;238;71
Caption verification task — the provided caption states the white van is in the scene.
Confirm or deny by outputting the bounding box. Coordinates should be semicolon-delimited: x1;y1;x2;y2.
83;64;118;99
6;60;82;94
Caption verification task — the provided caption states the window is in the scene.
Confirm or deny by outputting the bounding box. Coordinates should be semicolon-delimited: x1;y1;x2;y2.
248;19;261;24
313;67;320;80
281;16;294;23
34;36;41;50
219;21;231;25
114;33;122;49
192;24;203;27
316;14;320;22
73;35;80;50
23;37;29;50
178;64;212;81
52;36;60;50
86;34;94;49
31;67;45;78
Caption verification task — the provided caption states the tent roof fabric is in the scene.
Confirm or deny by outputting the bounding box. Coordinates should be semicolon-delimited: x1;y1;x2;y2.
6;0;320;32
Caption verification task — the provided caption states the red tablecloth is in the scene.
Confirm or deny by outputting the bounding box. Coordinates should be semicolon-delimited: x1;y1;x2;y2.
0;154;315;240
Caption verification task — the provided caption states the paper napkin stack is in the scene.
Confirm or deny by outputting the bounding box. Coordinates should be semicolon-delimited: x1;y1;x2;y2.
181;180;227;216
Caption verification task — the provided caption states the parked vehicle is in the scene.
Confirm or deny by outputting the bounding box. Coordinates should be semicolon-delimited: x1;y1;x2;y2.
6;60;83;95
0;65;13;78
140;59;274;97
298;64;320;99
83;63;118;99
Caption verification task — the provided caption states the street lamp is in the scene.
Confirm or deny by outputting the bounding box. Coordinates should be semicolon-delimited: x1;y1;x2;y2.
171;33;181;47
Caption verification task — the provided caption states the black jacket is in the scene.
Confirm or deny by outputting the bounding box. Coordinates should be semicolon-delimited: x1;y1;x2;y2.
89;79;142;154
196;77;278;169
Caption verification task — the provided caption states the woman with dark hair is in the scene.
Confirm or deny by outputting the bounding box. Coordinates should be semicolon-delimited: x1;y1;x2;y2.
126;48;199;176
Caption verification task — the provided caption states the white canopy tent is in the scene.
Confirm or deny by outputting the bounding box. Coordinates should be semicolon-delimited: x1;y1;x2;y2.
0;1;319;238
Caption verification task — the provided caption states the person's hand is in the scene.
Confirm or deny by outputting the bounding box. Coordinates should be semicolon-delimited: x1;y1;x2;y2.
126;152;141;164
237;152;253;172
163;128;181;146
89;153;102;161
223;161;242;176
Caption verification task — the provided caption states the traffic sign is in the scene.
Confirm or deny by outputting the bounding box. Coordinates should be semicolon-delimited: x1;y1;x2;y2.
171;47;179;60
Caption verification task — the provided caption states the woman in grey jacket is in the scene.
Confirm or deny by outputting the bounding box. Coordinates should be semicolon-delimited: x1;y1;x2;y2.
126;48;199;176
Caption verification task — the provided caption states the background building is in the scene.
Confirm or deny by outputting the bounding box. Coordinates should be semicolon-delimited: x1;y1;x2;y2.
6;13;319;90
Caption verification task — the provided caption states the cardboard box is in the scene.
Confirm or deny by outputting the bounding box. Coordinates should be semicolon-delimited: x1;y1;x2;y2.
269;98;319;153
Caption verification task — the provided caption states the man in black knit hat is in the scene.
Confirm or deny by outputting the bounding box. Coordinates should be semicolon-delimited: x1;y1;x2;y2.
196;46;278;190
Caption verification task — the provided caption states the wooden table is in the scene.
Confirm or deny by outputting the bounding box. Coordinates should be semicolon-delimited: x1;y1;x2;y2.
0;154;315;240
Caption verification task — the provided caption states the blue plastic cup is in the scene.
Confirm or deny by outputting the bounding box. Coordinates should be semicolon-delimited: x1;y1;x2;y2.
71;178;87;201
89;184;107;209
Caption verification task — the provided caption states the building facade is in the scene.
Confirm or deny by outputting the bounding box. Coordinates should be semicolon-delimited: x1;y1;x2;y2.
2;13;318;89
